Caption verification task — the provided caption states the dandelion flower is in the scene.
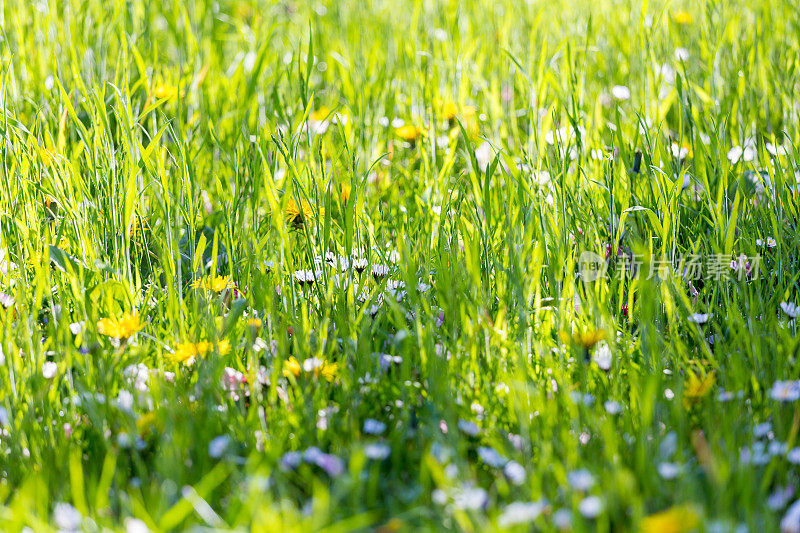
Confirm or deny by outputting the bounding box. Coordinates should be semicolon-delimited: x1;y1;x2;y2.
640;504;699;533
97;312;144;340
683;371;715;406
395;124;421;143
189;274;236;293
284;198;318;228
672;9;693;25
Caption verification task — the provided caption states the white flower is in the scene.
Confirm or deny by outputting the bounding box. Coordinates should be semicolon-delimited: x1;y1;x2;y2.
770;381;800;402
787;447;800;464
578;496;603;518
687;312;710;324
68;321;84;335
475;141;493;172
54;502;82;531
477;446;508;468
593;342;612;370
781;302;800;319
498;501;548;527
364;443;391;460
125;518;150;533
675;47;690;61
42;361;58;379
457;419;480;436
363;418;386;435
727;146;744;163
670;143;689;159
452;486;488;510
657;462;682;479
604;400;622;414
567;469;595;491
781;498;800;533
504;461;526;485
611;85;631;101
552;508;572;529
208;435;231;458
116;390;134;412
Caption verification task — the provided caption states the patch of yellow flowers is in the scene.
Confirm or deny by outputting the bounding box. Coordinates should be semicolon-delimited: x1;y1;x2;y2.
190;275;235;293
171;340;231;366
97;312;144;340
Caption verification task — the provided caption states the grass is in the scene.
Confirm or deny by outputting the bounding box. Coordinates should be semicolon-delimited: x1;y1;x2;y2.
1;0;800;530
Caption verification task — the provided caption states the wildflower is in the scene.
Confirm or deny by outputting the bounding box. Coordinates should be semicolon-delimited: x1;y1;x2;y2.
611;85;631;101
593;341;612;370
504;461;526;485
247;317;262;328
477;446;508;468
578;496;603;518
97;312;144;340
293;269;319;286
672;9;693;24
284;198;318;228
657;462;682;480
442;101;459;121
452;486;488;510
687;312;710;324
352;258;369;273
567;469;595;491
208;435;232;458
498;501;548;528
303;357;338;381
308;106;330;134
170;340;230;366
560;329;606;350
340;184;352;204
552;508;572;530
781;302;800;319
152;84;182;100
42;361;57;379
363;418;387;435
395;124;421;143
757;237;777;248
770;380;800;402
640;504;699;533
189;274;236;293
54;502;82;531
364;442;391;460
683;370;715;406
371;264;390;280
457;419;481;436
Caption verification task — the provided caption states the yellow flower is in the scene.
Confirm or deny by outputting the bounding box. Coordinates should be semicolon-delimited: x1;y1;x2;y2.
152;84;181;100
442;101;459;121
683;370;715;406
172;342;200;365
559;328;606;349
170;340;230;366
340;184;352;204
316;360;339;382
283;356;302;378
282;357;338;382
247;317;262;328
395;124;421;142
97;312;144;340
673;9;692;25
189;275;236;293
284;198;319;228
310;106;331;122
640;504;699;533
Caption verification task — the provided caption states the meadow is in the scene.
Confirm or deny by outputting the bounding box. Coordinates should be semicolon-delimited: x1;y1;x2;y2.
1;0;800;530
